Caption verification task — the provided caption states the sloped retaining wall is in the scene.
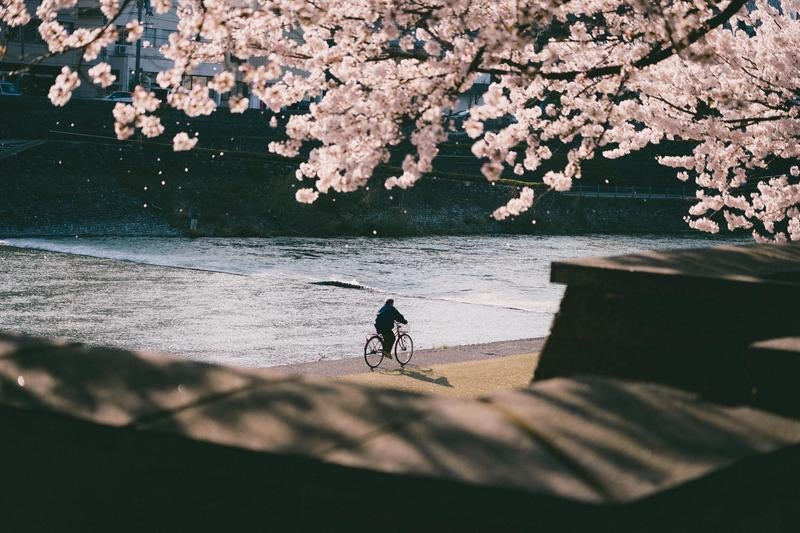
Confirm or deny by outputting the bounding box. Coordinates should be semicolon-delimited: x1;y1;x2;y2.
1;141;691;237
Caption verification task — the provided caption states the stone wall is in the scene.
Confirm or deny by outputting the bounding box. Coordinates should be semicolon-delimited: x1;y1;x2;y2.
535;243;800;405
0;142;179;237
0;140;695;237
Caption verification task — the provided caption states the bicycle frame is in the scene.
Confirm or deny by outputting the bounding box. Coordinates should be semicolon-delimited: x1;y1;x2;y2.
364;322;413;368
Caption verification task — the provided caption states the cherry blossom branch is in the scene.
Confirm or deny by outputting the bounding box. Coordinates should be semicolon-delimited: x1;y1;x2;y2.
7;0;135;77
532;0;749;81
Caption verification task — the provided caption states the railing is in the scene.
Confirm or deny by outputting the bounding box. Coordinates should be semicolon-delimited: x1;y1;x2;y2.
561;184;695;200
0;139;45;160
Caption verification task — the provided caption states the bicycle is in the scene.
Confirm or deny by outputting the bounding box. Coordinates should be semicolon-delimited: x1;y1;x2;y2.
364;323;414;369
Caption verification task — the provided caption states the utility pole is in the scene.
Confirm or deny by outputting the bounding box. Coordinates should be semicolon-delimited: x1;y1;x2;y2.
134;0;143;88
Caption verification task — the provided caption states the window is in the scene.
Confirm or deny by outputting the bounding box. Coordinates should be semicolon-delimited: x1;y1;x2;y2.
143;25;157;44
77;6;103;19
182;75;211;89
142;71;157;86
110;69;121;91
23;22;46;44
0;82;22;95
158;30;174;46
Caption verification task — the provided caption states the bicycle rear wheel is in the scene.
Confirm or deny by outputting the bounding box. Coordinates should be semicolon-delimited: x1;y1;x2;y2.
394;333;414;365
364;335;384;369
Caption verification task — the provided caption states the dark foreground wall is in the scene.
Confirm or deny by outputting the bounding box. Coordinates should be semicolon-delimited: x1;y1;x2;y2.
1;140;692;237
535;242;800;406
2;332;800;532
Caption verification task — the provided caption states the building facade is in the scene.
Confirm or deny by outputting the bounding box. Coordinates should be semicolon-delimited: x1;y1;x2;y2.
0;0;255;108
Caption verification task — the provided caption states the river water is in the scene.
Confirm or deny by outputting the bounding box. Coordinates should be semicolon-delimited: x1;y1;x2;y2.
0;235;738;367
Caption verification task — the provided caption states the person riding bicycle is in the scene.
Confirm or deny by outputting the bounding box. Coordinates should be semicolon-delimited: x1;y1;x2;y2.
374;298;407;359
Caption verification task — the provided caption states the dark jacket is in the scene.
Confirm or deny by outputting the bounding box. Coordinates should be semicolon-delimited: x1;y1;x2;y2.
375;303;407;331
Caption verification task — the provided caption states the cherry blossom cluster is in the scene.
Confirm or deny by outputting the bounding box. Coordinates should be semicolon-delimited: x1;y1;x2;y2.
88;62;116;88
4;0;800;240
111;85;163;138
173;131;198;151
0;0;31;26
47;65;80;106
493;187;535;221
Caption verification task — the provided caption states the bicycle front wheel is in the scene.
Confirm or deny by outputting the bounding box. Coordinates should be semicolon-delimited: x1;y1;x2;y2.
395;333;414;365
364;335;384;369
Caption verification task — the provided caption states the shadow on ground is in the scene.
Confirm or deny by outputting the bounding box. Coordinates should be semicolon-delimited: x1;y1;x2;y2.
373;365;454;388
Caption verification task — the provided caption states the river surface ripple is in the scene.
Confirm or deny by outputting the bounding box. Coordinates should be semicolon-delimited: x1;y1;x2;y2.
0;234;740;367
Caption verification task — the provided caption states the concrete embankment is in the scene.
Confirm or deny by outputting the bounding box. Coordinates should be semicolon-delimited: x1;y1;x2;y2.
3;330;800;531
1;140;693;237
0;141;180;237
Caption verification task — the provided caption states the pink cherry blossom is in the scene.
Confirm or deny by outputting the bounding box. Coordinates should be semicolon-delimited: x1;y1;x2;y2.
47;66;80;106
295;188;320;204
173;132;198;152
228;96;249;114
0;0;30;26
8;0;800;241
209;71;235;94
137;115;165;138
88;62;116;88
132;85;160;113
493;187;535;220
125;20;143;43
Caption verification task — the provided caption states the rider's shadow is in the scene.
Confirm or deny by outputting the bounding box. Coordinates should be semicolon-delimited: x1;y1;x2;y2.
378;366;454;388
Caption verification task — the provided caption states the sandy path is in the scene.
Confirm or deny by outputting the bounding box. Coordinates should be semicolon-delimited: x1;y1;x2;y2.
267;337;546;378
267;337;546;398
337;352;540;398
